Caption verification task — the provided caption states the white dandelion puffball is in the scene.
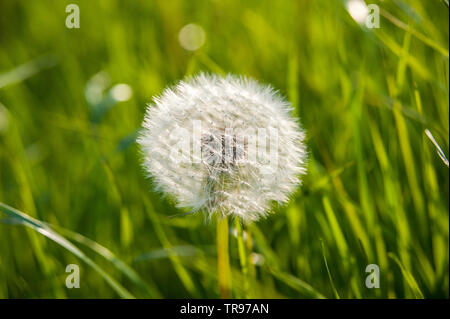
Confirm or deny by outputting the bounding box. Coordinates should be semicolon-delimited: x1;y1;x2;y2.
138;74;306;221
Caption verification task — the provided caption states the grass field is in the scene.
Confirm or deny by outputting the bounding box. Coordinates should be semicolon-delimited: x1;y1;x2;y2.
0;0;448;298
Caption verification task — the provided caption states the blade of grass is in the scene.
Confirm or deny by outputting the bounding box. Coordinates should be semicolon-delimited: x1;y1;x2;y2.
380;9;449;57
250;224;325;298
235;218;249;298
268;269;326;299
322;196;348;258
321;240;340;299
424;129;449;167
0;202;135;299
388;253;424;299
0;54;58;89
50;224;161;298
142;197;197;296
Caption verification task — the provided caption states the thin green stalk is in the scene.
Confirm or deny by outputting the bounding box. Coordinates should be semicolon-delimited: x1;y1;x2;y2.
246;225;256;297
235;218;250;298
217;215;231;298
321;240;340;299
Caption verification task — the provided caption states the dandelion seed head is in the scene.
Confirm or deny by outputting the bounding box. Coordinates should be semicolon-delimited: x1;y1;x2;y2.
138;73;307;221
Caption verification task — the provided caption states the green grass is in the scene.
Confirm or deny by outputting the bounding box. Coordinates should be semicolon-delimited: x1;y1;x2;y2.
0;0;448;298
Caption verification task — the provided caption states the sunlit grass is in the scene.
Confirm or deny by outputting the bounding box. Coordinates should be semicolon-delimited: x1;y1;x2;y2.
0;0;448;298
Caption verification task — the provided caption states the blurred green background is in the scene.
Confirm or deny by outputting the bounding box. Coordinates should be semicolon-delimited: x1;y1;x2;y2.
0;0;448;298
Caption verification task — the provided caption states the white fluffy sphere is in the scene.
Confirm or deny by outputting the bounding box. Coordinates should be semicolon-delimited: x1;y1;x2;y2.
138;74;306;221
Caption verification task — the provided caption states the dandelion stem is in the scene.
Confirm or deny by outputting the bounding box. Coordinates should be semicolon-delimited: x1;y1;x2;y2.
217;215;231;298
246;225;256;293
235;218;250;298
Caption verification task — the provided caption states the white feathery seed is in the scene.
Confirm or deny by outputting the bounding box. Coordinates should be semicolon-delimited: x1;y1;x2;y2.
138;73;307;221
